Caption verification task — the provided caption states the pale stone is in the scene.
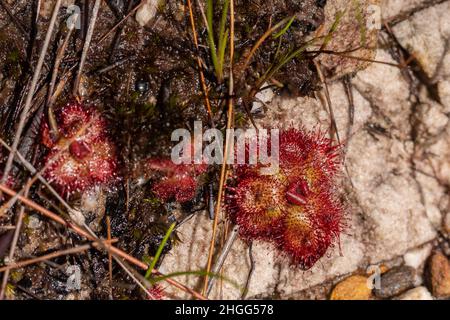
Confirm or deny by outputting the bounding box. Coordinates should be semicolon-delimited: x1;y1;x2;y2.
404;244;433;269
40;0;75;19
318;0;380;79
136;0;158;27
160;212;365;299
397;286;434;300
381;0;432;21
330;275;373;300
392;1;450;77
27;215;41;229
251;85;275;114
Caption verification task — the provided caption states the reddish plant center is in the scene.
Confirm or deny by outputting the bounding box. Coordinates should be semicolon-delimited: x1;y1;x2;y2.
69;140;92;160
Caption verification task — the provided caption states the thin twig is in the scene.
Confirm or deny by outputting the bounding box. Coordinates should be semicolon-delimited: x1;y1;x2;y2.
206;225;239;296
308;49;404;68
72;0;101;96
46;15;78;108
36;0;41;23
98;0;145;44
1;0;62;185
97;57;131;74
0;138;72;213
106;216;114;300
314;61;341;144
239;16;292;76
343;76;355;143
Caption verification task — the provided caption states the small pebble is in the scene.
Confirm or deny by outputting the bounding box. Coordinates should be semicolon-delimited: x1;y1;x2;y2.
396;286;433;300
251;84;274;114
426;252;450;298
404;244;432;269
374;266;416;298
27;215;41;229
136;0;158;27
330;275;372;300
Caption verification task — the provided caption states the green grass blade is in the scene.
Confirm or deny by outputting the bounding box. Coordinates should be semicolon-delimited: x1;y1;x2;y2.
206;0;220;78
217;0;230;79
145;222;176;279
218;29;229;74
321;10;344;49
272;16;295;39
256;37;319;89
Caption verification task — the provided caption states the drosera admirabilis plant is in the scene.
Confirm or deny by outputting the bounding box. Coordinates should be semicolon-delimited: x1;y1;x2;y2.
226;128;345;270
41;101;119;197
144;158;208;204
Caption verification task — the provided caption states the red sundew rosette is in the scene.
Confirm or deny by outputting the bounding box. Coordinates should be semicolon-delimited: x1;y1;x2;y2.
146;158;208;203
226;128;345;269
278;189;344;269
41;101;118;196
227;176;286;240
